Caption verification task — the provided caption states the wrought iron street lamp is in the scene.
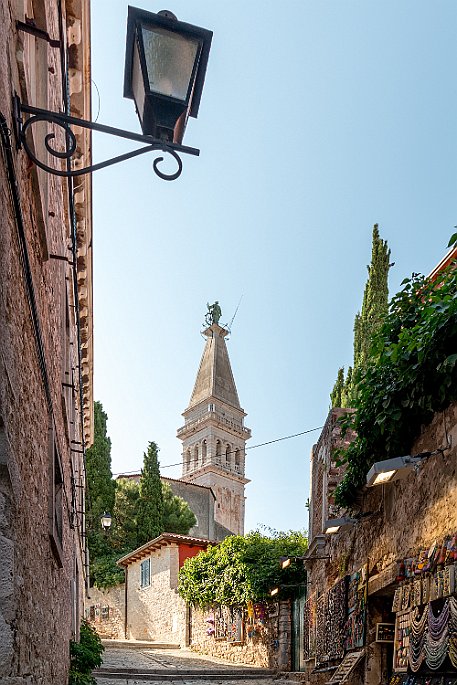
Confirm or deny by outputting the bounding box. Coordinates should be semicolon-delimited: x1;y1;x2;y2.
100;512;112;532
13;7;213;181
124;7;212;144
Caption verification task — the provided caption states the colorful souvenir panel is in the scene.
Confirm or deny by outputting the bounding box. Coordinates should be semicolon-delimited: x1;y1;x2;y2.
393;609;411;673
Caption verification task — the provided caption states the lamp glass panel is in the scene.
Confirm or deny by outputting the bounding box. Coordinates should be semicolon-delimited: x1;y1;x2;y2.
372;469;397;485
325;525;341;534
281;558;291;569
141;26;200;101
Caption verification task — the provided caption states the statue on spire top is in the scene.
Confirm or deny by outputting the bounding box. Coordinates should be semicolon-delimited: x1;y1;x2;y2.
205;301;222;326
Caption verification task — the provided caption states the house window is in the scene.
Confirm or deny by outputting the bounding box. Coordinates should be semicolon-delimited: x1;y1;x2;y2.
140;558;151;588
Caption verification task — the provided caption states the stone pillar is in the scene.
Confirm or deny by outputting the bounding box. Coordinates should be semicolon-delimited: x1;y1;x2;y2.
277;600;292;671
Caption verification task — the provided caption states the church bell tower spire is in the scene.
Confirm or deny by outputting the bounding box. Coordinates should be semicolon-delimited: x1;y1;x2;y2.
176;303;251;536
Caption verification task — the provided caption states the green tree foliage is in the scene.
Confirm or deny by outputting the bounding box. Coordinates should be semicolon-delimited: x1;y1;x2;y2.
85;402;116;583
178;530;308;607
69;620;104;685
86;402;116;529
334;263;457;509
353;224;391;372
111;478;141;551
331;224;391;408
137;442;164;546
88;430;198;589
163;482;197;534
330;367;345;408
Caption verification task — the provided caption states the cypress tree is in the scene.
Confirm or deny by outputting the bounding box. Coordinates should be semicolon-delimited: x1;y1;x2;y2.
330;367;345;408
353;224;391;370
136;441;164;545
330;224;391;407
86;402;116;528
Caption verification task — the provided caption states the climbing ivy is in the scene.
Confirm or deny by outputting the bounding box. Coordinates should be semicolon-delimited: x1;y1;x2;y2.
178;530;307;607
334;262;457;509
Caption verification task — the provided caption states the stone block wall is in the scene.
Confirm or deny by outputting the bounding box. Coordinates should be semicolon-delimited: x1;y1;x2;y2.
305;403;457;685
0;1;92;682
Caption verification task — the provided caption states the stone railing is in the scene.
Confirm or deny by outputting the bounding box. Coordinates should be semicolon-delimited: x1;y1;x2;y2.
177;411;251;439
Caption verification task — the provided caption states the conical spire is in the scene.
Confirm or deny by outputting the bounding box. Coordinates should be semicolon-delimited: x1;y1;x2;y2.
188;324;240;410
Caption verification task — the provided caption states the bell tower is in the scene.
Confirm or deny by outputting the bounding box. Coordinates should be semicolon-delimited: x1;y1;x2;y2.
177;311;251;536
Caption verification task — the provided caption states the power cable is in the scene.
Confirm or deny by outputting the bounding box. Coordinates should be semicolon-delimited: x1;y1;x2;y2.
112;425;324;476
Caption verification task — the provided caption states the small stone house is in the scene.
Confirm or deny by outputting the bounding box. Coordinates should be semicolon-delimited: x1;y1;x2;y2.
117;533;212;645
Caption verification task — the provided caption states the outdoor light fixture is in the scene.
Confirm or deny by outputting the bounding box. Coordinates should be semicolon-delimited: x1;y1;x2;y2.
124;7;212;144
279;554;329;569
324;517;358;535
269;583;306;597
279;556;292;569
100;512;112;532
366;450;444;488
13;7;212;181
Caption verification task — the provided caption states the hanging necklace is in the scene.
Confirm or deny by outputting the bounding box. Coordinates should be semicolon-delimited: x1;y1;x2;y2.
428;599;450;639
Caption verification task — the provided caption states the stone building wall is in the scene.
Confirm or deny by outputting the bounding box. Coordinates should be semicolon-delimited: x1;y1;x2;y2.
0;1;92;683
305;403;457;685
189;468;246;536
189;601;291;670
162;477;216;540
87;585;125;639
126;544;187;644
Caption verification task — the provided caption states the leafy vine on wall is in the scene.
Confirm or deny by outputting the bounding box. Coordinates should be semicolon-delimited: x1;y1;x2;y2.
334;262;457;509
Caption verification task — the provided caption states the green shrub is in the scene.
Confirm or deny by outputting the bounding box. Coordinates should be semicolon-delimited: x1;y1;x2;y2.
334;263;457;509
69;620;104;685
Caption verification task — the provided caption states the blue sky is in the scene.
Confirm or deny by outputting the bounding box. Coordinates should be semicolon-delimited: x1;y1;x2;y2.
90;1;457;534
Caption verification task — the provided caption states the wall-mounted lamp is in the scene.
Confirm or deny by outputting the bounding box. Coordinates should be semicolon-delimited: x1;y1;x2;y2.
279;554;329;569
324;517;357;535
13;7;212;181
366;449;444;487
269;583;306;597
100;512;112;532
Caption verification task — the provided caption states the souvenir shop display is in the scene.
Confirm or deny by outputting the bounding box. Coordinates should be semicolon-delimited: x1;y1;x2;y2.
315;592;328;666
409;605;428;672
389;675;457;685
227;607;244;643
424;600;450;670
303;593;316;660
326;650;365;685
376;623;395;643
214;606;230;639
412;579;423;608
393;588;404;613
327;578;347;660
394;609;411;672
449;596;457;668
344;566;367;651
391;554;457;676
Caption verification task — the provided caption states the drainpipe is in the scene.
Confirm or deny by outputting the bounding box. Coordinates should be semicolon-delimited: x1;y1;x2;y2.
124;567;128;639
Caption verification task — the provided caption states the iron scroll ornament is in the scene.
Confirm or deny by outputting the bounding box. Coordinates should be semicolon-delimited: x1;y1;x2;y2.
13;96;200;181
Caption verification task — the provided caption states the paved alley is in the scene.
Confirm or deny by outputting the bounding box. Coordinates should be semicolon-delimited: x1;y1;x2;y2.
94;643;279;685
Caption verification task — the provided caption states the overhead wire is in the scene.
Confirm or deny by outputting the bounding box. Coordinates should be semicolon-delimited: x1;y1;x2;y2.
112;425;324;476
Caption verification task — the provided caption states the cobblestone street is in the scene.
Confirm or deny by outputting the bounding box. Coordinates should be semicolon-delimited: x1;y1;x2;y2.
94;644;279;685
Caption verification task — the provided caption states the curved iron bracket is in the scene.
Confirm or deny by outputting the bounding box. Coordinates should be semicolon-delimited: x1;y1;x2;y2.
13;95;199;181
